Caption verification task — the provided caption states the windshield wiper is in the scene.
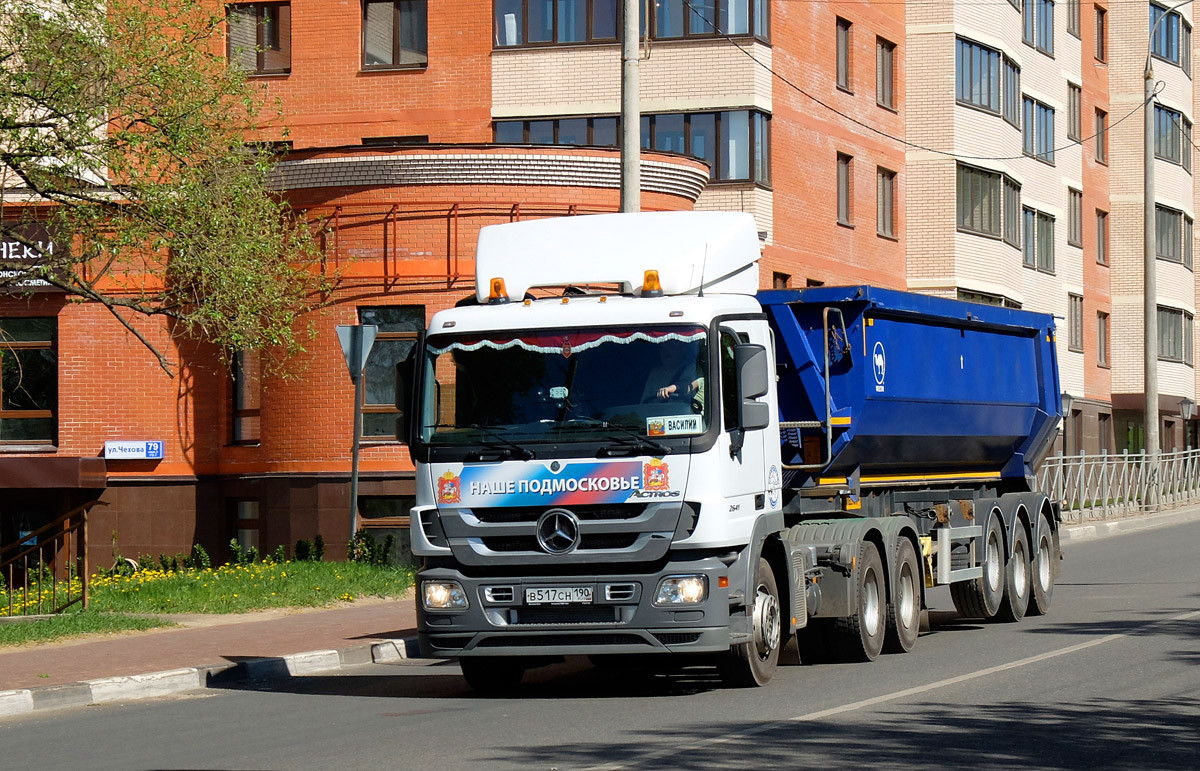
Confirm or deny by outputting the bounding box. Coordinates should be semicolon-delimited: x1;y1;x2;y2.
465;425;535;461
595;422;671;457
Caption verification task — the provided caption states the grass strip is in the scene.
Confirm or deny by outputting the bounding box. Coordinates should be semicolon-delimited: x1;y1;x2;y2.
0;612;175;648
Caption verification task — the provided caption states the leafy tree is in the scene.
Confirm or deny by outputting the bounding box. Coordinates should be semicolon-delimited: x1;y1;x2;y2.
0;0;323;374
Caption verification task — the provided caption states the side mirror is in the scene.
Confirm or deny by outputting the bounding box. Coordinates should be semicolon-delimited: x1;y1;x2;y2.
731;344;770;457
394;345;418;443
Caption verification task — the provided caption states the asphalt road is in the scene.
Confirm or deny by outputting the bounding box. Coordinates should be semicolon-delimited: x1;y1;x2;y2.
5;518;1198;771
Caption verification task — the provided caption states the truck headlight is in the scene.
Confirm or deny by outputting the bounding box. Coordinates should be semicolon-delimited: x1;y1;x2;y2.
422;580;468;610
654;575;708;606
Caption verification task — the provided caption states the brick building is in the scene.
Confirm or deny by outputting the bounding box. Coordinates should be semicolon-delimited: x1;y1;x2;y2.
13;0;1191;567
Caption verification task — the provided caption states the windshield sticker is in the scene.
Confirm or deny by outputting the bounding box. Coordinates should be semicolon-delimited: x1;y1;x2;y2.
647;414;703;436
428;329;706;357
433;460;678;506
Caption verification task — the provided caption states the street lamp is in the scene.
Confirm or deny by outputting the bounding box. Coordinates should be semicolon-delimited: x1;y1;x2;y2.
1145;0;1195;456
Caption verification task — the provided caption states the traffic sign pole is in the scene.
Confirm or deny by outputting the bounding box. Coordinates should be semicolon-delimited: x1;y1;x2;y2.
337;324;378;549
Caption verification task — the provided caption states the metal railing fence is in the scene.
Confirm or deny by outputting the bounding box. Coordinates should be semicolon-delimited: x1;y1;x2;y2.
1037;449;1200;523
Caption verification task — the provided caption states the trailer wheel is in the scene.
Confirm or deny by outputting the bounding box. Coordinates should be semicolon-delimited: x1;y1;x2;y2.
883;538;920;654
1029;513;1055;616
996;520;1031;622
720;557;781;687
460;658;525;695
950;515;1006;619
833;541;886;662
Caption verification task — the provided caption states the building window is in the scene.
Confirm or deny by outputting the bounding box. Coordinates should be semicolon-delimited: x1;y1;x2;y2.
1156;205;1193;268
1068;83;1081;141
1151;2;1183;65
1066;0;1080;37
232;349;261;445
1068;189;1082;247
958;289;1021;308
493;0;767;47
956;38;1001;113
1095;109;1108;163
876;37;895;109
836;17;852;92
495;111;769;183
1158;306;1194;364
231;500;260;554
1154;105;1192;171
1023;0;1054;54
643;110;769;183
1036;0;1055;54
1184;20;1193;76
772;272;790;289
877;167;896;238
1096;209;1109;265
1023;96;1055;163
1023;207;1055;272
958;163;1000;237
0;318;56;444
1003;56;1022;127
1003;176;1021;247
1094;6;1107;60
227;3;292;74
358;306;424;439
1068;294;1084;352
363;0;428;69
837;153;853;226
1097;311;1109;366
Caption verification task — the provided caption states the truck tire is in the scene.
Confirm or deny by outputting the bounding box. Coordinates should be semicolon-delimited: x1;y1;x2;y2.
460;658;525;694
720;557;781;687
995;520;1031;622
950;515;1006;619
1029;513;1055;616
883;538;920;654
832;541;885;662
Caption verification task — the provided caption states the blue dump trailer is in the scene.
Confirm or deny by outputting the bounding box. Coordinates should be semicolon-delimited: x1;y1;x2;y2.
404;213;1064;691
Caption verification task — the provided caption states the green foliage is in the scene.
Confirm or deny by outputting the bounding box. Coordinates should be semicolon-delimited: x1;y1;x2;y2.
312;534;325;561
294;538;312;562
190;543;212;570
0;613;175;648
348;529;395;566
0;0;326;375
272;544;287;563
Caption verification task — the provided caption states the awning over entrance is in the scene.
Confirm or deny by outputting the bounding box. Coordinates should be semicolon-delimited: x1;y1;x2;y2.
0;457;107;488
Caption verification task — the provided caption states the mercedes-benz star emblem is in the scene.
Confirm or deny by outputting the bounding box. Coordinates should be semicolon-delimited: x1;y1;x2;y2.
536;509;581;555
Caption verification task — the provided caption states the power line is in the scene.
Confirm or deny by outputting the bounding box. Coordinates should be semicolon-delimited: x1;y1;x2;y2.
676;0;1156;163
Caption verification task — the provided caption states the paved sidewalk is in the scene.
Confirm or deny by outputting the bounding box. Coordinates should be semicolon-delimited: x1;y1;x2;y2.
2;505;1198;720
0;592;419;718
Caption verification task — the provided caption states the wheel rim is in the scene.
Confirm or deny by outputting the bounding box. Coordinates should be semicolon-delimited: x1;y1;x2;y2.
899;565;917;626
985;532;1002;592
753;585;780;661
863;567;882;636
1037;535;1052;592
1013;540;1028;599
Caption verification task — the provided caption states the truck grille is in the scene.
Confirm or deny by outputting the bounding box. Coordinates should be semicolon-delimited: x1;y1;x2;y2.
513;606;620;625
481;534;639;552
473;504;646;523
477;634;650;648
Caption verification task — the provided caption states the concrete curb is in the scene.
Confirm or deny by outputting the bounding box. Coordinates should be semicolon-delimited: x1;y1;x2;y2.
1058;505;1200;542
0;635;420;720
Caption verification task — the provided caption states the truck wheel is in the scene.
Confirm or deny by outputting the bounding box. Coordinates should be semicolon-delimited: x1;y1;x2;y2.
995;520;1030;622
721;557;781;687
950;515;1006;619
833;541;885;662
883;538;920;654
460;658;525;694
1029;513;1055;616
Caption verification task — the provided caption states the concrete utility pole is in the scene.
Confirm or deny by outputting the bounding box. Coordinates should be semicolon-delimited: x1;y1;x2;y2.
620;0;640;212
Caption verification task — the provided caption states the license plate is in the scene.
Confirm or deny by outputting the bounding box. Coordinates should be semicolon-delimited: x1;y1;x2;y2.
525;586;593;605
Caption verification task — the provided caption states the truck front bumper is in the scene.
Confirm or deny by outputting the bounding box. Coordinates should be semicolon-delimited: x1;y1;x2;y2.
417;557;733;658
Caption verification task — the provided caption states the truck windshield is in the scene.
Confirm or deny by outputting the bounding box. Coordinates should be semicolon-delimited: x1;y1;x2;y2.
418;325;710;447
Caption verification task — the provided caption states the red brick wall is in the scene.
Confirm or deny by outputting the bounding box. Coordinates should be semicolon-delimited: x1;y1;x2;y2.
244;0;493;148
764;0;907;289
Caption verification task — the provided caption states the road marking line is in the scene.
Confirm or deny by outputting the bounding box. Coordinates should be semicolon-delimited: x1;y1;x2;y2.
582;608;1200;771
